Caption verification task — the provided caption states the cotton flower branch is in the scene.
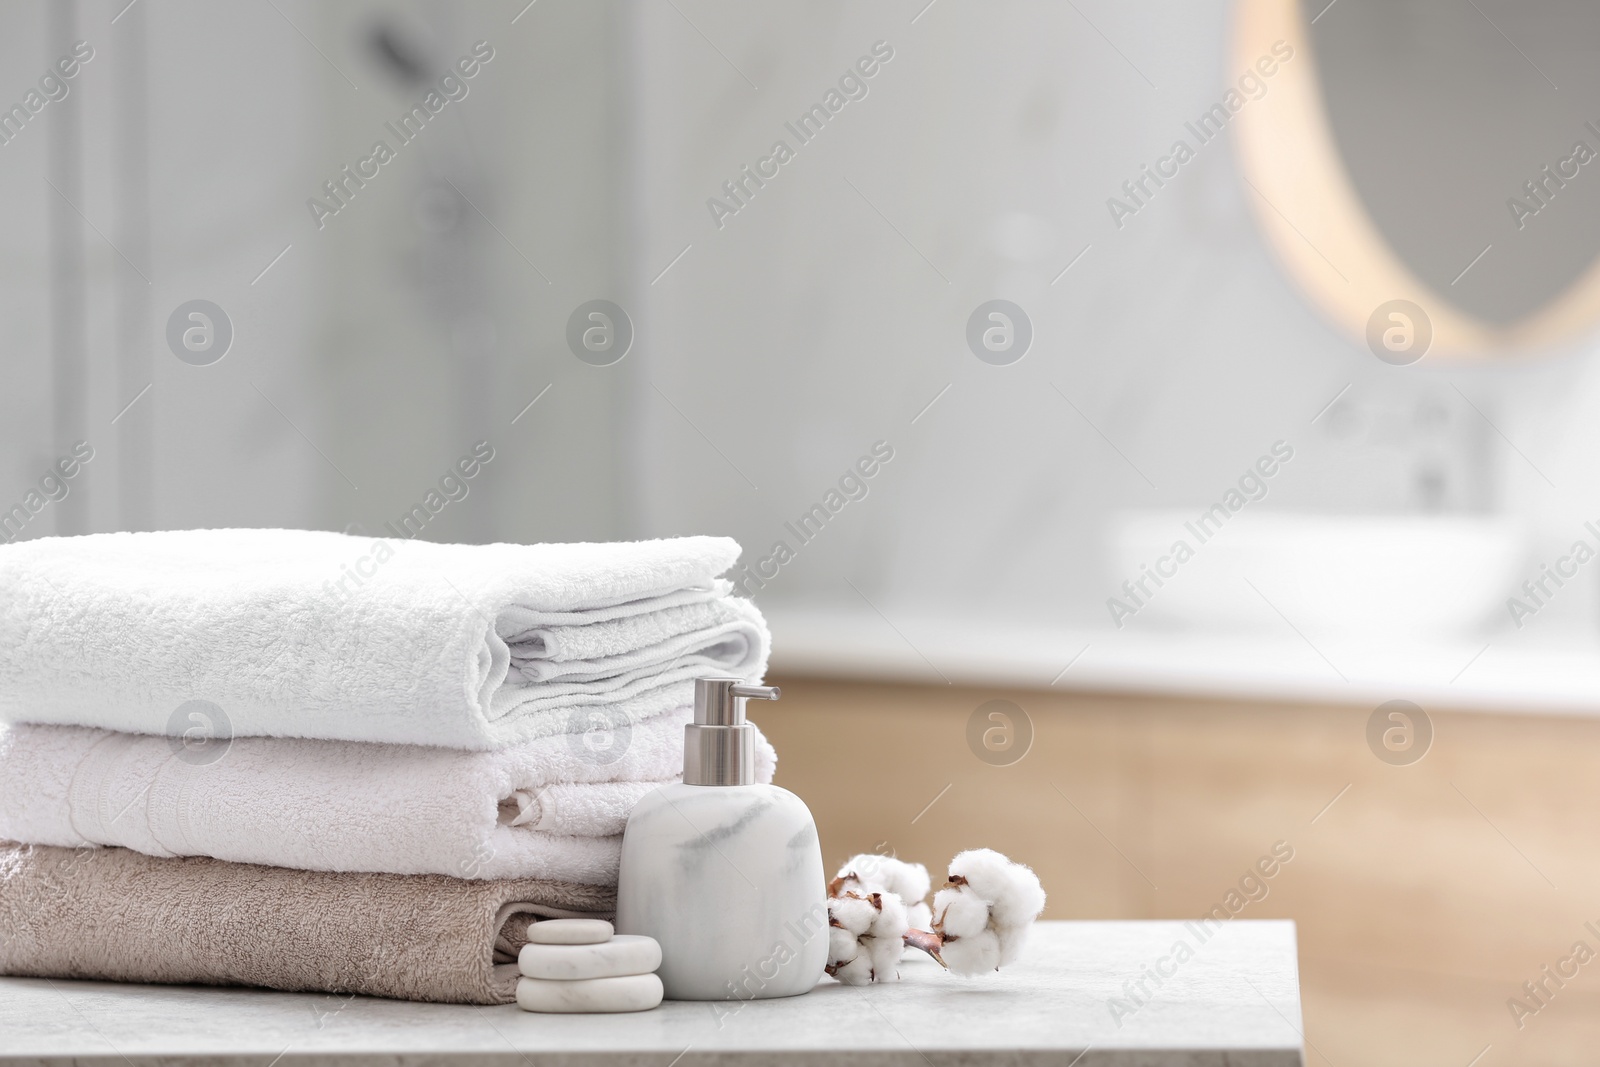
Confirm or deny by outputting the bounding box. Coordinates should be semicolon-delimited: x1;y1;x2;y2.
825;848;1044;983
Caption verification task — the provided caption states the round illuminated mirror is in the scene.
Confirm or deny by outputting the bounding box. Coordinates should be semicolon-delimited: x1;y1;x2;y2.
1234;0;1600;359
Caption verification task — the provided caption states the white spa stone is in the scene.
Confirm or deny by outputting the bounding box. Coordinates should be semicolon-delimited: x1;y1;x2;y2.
518;934;662;980
515;973;664;1014
525;918;614;945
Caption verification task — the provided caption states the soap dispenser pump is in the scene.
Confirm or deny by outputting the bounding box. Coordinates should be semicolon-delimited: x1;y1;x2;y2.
615;678;828;1001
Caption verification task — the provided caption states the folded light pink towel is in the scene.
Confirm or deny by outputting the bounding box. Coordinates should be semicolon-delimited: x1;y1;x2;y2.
0;709;776;883
0;529;769;750
0;842;613;1004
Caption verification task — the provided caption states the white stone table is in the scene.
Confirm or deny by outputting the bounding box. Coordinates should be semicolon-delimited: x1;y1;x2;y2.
0;920;1303;1066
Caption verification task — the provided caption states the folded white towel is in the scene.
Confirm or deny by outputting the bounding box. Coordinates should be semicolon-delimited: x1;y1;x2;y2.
0;710;775;885
0;529;769;749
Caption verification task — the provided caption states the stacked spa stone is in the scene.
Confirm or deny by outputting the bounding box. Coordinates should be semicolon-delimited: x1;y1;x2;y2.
517;919;664;1013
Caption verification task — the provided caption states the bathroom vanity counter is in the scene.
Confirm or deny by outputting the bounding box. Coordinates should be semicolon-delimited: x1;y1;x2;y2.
0;920;1302;1066
768;604;1600;717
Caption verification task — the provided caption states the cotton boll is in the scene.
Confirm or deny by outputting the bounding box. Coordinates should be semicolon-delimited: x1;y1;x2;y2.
932;882;1001;976
833;854;932;912
879;858;932;909
931;849;1048;974
940;928;1003;976
944;848;1014;888
992;920;1040;966
934;927;998;979
827;924;874;986
827;899;875;987
831;950;876;985
931;885;991;938
829;893;877;936
826;890;909;984
860;891;910;981
947;848;1046;932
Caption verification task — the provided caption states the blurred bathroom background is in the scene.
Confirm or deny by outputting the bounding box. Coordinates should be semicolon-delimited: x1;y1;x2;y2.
7;0;1600;1062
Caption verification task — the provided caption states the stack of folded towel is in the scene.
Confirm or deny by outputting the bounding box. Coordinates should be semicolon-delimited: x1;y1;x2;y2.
0;528;775;1004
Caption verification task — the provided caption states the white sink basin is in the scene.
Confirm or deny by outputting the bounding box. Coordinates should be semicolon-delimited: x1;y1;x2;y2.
1107;511;1527;639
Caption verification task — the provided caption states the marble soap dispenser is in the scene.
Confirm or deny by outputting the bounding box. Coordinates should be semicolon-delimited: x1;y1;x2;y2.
616;678;828;1001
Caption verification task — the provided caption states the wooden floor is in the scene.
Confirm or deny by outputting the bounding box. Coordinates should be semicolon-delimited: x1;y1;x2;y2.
760;675;1600;1066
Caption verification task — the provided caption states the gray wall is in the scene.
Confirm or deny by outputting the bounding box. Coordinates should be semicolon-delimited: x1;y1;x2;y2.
1;0;633;547
6;0;1598;640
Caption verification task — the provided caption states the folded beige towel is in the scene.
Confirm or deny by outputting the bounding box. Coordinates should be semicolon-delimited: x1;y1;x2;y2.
0;842;614;1004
